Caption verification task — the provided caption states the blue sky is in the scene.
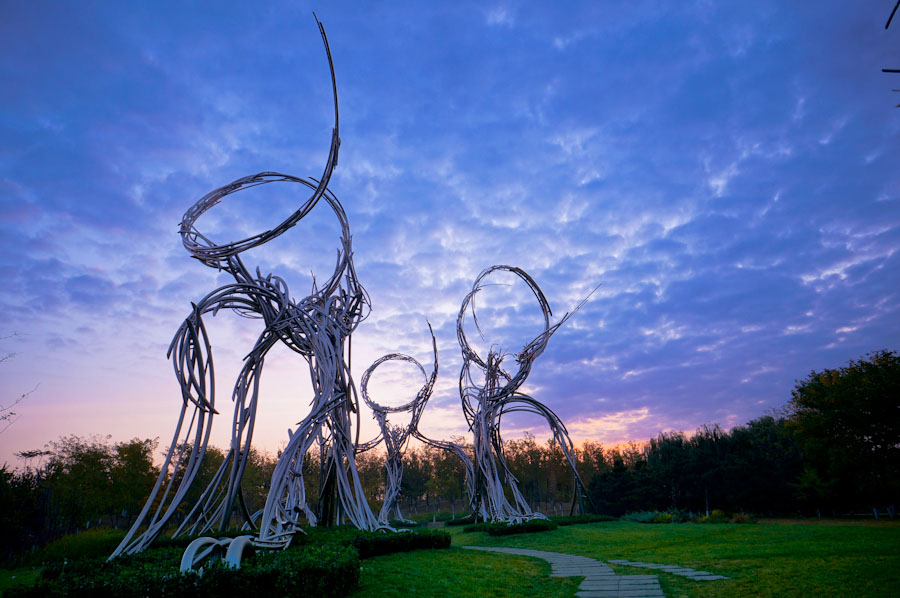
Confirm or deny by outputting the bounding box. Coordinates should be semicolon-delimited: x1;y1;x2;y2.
2;1;898;464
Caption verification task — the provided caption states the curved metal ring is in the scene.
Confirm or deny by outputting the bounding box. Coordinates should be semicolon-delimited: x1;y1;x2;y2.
456;265;552;369
360;353;429;414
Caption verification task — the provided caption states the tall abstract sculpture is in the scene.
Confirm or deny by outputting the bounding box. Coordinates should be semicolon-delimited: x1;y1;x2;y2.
111;17;382;563
457;265;595;522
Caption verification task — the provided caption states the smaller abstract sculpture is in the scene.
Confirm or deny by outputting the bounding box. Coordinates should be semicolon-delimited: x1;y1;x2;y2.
357;325;438;525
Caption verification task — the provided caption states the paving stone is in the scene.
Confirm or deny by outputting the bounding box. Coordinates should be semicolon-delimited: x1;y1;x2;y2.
464;546;727;596
581;582;659;590
608;558;730;581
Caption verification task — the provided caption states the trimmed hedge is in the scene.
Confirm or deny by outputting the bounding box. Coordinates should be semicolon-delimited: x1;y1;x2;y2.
351;529;450;558
25;528;127;566
388;519;421;528
5;544;359;598
294;526;450;558
550;514;616;526
6;528;450;598
444;514;477;527
463;518;558;536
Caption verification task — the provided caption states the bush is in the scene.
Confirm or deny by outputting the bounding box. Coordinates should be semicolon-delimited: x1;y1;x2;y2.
388;520;421;528
620;510;688;524
27;528;126;566
463;518;558;536
621;511;659;523
445;514;476;527
350;529;450;558
550;514;616;526
695;509;730;524
294;526;450;558
8;543;359;598
8;527;450;598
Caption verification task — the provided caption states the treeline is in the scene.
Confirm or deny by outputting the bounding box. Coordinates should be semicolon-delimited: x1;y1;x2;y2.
2;350;897;557
592;350;898;518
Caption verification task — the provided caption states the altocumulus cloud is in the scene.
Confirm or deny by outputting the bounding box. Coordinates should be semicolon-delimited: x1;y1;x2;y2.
0;1;898;462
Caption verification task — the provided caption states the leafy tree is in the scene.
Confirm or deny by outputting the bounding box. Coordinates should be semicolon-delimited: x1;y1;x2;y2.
110;438;159;526
724;416;801;514
400;449;429;511
786;350;900;512
239;448;278;515
44;435;117;532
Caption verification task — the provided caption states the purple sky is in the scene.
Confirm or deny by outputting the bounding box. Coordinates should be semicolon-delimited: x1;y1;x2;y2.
2;1;899;465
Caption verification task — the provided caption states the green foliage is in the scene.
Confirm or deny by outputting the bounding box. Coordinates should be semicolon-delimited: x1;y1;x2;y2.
7;544;359;598
549;514;616;526
786;350;900;511
444;514;477;526
463;518;558;536
8;527;449;597
589;417;805;517
695;509;730;524
295;526;450;558
651;512;676;523
3;435;160;552
350;529;451;558
0;465;43;559
27;528;126;566
619;510;691;524
620;511;660;523
387;520;421;528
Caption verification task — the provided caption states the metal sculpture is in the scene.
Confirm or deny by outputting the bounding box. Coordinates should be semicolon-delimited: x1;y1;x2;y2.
111;16;596;570
457;265;595;522
356;326;438;525
111;17;383;564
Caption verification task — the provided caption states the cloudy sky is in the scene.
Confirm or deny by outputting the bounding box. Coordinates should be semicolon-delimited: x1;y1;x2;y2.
2;1;898;465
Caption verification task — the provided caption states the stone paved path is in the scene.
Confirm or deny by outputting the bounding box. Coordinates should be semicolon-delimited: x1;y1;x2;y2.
608;560;728;581
464;546;665;598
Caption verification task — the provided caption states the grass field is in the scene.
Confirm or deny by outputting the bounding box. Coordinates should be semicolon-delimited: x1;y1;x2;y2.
351;520;900;598
3;520;897;597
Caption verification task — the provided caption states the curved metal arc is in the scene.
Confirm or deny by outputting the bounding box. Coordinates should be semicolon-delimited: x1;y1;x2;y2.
179;17;341;268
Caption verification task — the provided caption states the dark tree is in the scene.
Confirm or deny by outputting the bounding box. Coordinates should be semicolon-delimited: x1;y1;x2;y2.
786;350;900;512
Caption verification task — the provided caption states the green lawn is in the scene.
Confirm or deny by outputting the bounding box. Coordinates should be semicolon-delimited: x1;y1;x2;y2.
0;568;40;595
351;520;900;598
5;520;897;597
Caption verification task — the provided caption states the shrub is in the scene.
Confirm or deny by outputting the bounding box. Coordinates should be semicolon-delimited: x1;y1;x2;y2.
8;527;449;598
550;514;616;526
8;543;358;598
621;511;659;523
463;518;558;536
27;528;126;566
445;514;476;527
695;509;730;524
294;526;450;558
349;528;450;559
